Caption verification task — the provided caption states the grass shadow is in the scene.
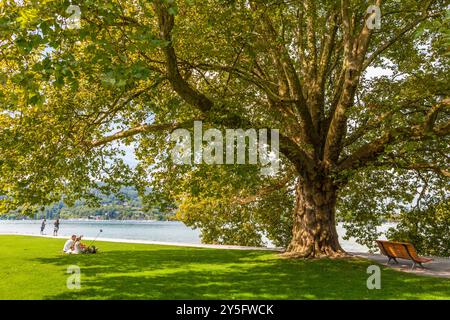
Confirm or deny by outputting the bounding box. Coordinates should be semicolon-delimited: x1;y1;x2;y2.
30;246;450;300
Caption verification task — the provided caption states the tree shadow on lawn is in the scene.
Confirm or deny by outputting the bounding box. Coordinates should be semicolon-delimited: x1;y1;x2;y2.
31;248;450;300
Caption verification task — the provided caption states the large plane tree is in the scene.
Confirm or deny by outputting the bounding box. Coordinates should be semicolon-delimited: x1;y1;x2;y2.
0;0;449;257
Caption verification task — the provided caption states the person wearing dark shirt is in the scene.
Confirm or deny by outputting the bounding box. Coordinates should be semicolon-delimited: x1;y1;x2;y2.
53;219;60;236
40;219;46;235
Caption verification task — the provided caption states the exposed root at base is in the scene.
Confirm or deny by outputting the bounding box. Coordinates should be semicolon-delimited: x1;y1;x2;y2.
280;250;350;259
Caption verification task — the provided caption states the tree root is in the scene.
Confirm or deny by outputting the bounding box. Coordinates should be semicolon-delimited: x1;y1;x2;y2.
280;248;350;259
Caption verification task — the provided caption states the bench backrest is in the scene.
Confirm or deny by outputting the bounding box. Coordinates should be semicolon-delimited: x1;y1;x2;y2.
376;240;419;261
403;243;420;260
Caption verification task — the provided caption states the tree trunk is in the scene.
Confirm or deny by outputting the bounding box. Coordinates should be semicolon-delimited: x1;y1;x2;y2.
283;177;347;258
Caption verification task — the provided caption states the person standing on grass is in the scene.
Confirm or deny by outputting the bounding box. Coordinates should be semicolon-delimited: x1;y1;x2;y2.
40;219;46;235
53;219;60;236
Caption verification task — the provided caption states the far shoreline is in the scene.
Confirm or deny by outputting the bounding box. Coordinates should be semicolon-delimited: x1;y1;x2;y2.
0;218;178;223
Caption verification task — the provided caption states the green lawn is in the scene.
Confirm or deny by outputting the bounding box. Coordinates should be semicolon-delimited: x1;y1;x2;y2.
0;235;449;300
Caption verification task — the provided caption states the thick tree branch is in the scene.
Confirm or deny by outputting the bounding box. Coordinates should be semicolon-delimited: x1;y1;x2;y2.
255;7;319;148
154;2;318;178
90;121;193;147
323;0;381;164
89;118;315;176
337;116;450;172
153;0;214;113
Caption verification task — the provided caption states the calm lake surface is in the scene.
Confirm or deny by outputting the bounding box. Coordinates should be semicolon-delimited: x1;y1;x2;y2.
0;220;392;252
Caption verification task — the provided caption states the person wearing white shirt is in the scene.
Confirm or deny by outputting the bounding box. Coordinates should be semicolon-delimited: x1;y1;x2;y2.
72;240;82;254
63;235;77;253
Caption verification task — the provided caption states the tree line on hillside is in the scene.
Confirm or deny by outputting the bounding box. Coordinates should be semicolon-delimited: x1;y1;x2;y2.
1;187;176;221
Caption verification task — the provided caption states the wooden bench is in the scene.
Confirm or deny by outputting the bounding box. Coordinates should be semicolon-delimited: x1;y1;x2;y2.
376;240;433;270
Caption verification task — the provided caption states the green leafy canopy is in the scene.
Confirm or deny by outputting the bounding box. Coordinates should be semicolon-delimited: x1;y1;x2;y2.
0;0;449;251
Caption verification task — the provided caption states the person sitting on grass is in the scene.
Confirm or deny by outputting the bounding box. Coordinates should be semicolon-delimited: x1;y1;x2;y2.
68;235;98;254
71;236;84;254
63;235;76;253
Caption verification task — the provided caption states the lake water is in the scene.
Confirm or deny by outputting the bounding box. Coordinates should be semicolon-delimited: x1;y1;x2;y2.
0;220;391;252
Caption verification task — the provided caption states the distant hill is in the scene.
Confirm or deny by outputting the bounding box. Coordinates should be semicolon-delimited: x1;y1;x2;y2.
1;187;176;221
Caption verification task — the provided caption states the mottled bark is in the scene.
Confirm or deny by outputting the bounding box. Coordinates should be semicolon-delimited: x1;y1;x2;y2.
284;178;346;258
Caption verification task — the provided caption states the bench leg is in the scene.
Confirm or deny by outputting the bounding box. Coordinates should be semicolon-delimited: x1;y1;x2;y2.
388;257;398;264
411;262;424;270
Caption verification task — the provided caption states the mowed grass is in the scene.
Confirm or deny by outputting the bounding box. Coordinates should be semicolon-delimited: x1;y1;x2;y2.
0;235;449;300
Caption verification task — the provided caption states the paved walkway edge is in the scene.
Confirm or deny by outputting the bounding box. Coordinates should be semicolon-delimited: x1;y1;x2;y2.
0;232;283;251
352;252;450;279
